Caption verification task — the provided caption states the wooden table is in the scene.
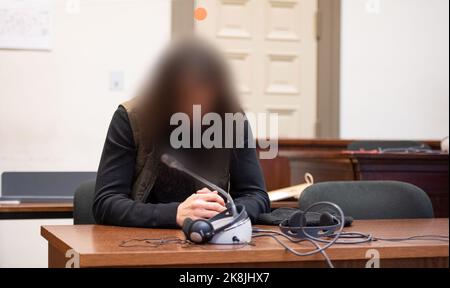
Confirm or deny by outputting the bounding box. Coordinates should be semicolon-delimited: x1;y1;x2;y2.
0;202;73;219
41;219;449;268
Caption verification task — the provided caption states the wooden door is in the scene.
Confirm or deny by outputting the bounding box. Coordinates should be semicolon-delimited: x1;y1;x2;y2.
195;0;318;138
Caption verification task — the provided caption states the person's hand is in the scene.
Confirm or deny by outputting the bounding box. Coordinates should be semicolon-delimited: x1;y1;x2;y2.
176;188;226;227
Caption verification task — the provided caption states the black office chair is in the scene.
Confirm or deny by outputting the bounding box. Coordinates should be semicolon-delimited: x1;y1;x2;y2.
298;181;434;220
73;180;96;225
347;140;431;151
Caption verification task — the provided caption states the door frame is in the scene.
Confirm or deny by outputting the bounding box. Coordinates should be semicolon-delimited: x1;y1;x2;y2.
171;0;195;39
316;0;341;138
171;0;342;138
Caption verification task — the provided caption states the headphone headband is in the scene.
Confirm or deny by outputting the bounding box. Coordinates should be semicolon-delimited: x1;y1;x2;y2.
183;204;248;243
279;203;344;240
279;217;341;239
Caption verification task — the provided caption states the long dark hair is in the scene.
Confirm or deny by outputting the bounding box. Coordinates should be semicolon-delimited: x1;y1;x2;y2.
135;38;242;149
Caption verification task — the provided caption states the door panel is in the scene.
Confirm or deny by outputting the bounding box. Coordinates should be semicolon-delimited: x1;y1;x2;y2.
195;0;317;138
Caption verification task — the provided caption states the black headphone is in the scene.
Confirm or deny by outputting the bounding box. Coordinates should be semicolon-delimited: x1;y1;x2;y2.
183;204;248;244
279;205;342;240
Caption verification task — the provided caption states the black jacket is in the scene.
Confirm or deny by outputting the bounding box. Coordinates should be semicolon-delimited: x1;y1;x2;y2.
93;106;270;228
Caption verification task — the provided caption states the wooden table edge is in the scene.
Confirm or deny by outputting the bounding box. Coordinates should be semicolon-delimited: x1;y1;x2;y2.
41;226;73;254
0;203;73;213
41;220;450;268
75;248;450;268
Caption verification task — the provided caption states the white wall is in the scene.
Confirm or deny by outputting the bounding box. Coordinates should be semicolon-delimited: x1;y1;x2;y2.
340;0;449;140
0;0;171;268
0;0;171;189
0;219;73;268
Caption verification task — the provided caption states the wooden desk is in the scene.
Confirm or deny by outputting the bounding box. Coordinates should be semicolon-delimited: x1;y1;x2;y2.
0;203;73;219
41;219;449;268
351;153;449;218
270;151;449;217
267;139;442;152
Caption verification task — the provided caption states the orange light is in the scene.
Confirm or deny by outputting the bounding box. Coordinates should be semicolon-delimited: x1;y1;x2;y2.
194;7;207;21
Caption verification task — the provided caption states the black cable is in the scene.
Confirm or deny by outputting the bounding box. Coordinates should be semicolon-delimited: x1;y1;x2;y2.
119;236;254;250
252;233;334;268
374;235;449;242
315;232;374;244
119;237;186;248
252;229;335;268
253;202;346;269
118;199;448;269
252;202;449;269
118;232;448;269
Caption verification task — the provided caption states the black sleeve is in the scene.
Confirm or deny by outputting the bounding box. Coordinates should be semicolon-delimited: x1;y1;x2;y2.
93;107;179;228
230;124;271;223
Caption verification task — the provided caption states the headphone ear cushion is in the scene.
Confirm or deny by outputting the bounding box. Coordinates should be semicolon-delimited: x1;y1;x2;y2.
182;218;194;239
188;220;215;244
288;211;307;227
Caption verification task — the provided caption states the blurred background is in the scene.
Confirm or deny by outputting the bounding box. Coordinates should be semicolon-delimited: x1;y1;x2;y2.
0;0;448;267
0;0;448;176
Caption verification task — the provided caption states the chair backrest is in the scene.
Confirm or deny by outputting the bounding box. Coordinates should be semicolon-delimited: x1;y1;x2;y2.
347;140;430;151
298;181;434;220
73;180;96;225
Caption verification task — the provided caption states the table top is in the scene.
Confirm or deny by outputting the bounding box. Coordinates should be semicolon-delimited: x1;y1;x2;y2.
41;218;449;268
279;150;449;160
0;202;73;213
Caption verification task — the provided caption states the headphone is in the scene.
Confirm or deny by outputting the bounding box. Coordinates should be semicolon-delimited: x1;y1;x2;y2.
279;202;344;240
183;204;249;244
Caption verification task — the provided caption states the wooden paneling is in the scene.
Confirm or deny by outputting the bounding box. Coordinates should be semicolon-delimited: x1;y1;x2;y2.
352;154;449;218
260;139;443;190
259;156;291;191
281;151;355;184
274;139;442;151
260;140;448;217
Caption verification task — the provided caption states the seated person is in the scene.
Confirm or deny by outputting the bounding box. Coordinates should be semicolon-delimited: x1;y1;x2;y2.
93;40;270;228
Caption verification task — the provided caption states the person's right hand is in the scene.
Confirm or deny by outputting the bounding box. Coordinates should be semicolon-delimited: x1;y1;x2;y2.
176;188;226;227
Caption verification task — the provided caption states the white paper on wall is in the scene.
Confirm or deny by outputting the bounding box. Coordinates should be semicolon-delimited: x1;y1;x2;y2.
0;0;52;50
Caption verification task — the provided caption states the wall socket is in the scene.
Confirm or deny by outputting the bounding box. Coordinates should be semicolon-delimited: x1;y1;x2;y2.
66;0;81;15
109;71;124;91
366;0;381;15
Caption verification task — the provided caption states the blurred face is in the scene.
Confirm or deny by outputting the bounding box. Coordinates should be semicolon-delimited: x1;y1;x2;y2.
175;72;217;118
